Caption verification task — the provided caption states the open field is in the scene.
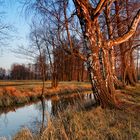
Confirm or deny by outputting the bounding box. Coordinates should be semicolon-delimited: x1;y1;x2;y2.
0;80;90;88
13;84;140;140
0;81;91;108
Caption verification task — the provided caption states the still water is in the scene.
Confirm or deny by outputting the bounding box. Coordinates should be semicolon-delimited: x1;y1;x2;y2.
0;93;94;139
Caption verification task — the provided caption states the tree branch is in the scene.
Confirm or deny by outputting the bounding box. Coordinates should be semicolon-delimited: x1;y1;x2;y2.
132;44;140;52
94;0;111;20
94;0;106;15
108;9;140;47
61;44;87;61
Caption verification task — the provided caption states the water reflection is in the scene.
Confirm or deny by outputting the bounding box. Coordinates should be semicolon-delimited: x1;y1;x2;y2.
0;92;94;138
51;94;85;115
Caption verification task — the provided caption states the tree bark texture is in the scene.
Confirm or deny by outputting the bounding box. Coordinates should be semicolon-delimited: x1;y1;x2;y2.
73;0;140;108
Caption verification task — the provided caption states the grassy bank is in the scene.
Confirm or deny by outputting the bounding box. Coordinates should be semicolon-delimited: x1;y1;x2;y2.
13;84;140;140
0;81;91;109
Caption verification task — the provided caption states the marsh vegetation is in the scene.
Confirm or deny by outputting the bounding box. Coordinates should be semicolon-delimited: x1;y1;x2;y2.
0;0;140;139
13;84;140;140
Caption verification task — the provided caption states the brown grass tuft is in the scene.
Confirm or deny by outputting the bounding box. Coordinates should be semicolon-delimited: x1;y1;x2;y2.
13;128;33;140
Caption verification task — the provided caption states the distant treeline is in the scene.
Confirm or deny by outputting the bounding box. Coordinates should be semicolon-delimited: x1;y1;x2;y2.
0;56;89;81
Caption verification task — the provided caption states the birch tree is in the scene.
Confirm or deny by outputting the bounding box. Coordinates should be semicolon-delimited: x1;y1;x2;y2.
22;0;140;108
72;0;140;108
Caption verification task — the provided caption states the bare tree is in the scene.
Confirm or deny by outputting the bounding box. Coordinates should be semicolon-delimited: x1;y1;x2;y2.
71;0;140;108
0;67;6;79
21;0;140;108
115;0;140;86
30;22;47;97
10;64;32;80
0;1;12;49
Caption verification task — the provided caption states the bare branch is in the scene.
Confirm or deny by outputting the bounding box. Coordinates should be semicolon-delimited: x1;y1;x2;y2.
132;44;140;52
108;9;140;47
94;0;113;20
62;45;87;61
94;0;106;15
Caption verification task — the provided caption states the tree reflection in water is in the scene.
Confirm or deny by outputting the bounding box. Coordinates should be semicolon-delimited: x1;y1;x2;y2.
34;93;87;135
0;92;95;137
36;92;96;133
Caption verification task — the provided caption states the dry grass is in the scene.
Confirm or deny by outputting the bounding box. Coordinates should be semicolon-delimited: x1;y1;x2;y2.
0;81;91;108
0;80;90;88
13;128;34;140
13;84;140;140
14;107;140;140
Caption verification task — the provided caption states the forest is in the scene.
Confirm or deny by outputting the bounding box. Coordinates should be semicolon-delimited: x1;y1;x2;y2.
0;0;140;139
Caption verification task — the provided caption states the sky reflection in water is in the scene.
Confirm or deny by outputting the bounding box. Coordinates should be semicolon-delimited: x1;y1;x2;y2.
0;93;94;138
0;100;52;138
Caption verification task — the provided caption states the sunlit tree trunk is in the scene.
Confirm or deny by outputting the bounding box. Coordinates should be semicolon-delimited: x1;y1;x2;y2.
104;5;123;88
73;0;140;108
115;0;138;86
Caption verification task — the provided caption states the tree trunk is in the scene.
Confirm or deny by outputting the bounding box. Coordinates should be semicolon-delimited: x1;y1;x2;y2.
72;0;140;108
123;50;137;86
87;50;117;108
104;5;124;89
72;0;119;108
115;1;138;86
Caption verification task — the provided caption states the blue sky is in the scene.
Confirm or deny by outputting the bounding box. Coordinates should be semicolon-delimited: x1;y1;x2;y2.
0;1;31;70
